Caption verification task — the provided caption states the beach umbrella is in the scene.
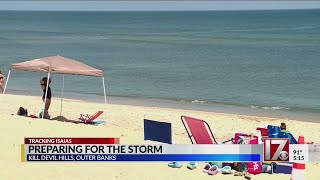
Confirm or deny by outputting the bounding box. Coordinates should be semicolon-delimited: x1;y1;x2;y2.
3;55;106;119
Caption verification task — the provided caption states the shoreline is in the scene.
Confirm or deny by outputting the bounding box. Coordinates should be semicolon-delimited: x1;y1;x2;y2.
1;93;320;180
3;91;319;123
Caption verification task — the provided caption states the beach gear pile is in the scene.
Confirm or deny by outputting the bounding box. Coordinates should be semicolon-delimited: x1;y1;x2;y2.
168;122;308;179
222;126;309;178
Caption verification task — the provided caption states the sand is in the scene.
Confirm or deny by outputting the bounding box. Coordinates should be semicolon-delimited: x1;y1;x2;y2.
0;94;319;180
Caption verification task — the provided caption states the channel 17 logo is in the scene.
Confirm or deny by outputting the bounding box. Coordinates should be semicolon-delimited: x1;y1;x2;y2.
264;138;289;162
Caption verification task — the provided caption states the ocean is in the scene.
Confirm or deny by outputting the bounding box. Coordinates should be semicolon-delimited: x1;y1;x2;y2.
0;10;319;121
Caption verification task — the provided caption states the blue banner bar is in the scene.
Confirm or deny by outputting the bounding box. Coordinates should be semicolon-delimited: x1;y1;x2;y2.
26;154;260;162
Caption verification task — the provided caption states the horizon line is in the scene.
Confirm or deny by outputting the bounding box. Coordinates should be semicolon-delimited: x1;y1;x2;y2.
1;8;320;12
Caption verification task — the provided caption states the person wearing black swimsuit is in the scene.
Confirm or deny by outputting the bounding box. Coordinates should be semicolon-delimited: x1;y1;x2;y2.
40;77;52;118
0;70;4;94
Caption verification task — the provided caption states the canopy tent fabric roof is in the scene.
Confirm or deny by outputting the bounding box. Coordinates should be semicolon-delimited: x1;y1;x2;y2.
11;55;103;77
4;55;107;119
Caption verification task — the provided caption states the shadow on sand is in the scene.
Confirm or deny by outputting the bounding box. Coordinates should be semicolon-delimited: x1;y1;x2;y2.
50;116;80;124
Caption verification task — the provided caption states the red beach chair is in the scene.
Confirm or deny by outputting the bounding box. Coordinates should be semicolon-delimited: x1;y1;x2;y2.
257;127;268;137
180;116;233;169
79;111;104;123
181;115;234;144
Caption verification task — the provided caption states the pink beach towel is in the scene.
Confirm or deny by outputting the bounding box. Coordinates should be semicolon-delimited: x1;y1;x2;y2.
247;162;262;175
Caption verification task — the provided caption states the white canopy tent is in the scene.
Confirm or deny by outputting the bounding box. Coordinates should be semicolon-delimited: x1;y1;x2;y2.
3;55;106;119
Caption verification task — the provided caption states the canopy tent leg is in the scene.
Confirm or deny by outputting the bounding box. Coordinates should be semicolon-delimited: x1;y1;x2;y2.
3;69;11;94
102;76;107;120
60;74;64;116
102;76;107;105
42;72;51;119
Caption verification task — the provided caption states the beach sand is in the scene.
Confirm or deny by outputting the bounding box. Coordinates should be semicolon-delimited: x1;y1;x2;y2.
0;94;319;180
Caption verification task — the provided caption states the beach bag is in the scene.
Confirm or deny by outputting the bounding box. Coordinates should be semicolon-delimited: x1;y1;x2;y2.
272;162;293;174
247;162;262;175
17;107;28;116
245;137;262;175
232;162;246;172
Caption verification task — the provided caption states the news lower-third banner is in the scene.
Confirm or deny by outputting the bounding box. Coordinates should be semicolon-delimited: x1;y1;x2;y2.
21;137;261;162
20;138;320;162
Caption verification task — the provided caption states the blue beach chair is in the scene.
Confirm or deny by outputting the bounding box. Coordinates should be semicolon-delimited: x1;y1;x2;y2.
267;125;281;138
143;117;172;144
143;114;183;168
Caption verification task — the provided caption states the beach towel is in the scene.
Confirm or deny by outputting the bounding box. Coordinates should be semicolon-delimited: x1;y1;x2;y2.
247;162;262;175
28;115;38;118
87;120;106;125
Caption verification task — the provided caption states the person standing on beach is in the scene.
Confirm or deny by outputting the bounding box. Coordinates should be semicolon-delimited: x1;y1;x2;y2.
0;70;5;94
40;77;52;118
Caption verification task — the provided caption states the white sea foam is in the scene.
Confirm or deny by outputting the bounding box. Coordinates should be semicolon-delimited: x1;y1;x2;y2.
191;100;208;104
248;105;290;110
261;106;290;110
229;26;317;32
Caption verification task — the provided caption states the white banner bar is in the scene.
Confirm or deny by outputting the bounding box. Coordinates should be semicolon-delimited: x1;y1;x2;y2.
23;144;262;154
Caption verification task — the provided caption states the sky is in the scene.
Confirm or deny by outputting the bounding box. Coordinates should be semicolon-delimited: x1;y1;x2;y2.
0;1;320;11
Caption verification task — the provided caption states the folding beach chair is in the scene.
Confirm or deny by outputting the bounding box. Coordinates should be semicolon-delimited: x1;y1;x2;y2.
267;125;281;138
181;116;234;169
143;114;182;167
181;115;217;144
79;111;104;123
143;113;172;144
181;115;233;144
256;127;268;137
